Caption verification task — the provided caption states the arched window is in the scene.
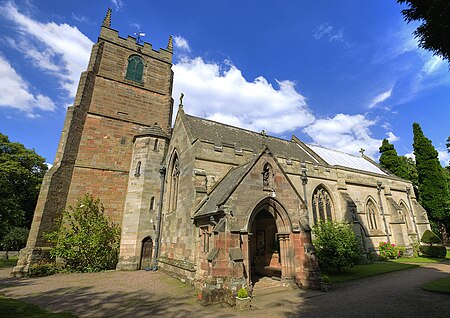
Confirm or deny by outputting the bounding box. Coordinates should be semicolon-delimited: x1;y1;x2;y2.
399;201;411;229
154;139;159;151
262;163;272;187
126;55;144;82
312;186;334;223
135;161;141;177
168;153;180;211
366;199;378;230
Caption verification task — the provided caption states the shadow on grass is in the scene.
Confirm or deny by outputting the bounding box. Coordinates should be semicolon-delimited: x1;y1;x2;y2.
0;295;76;317
422;275;450;294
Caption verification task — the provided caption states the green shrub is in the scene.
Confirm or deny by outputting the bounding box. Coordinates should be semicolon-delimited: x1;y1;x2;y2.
45;194;121;272
237;287;248;298
321;275;331;283
419;245;447;258
421;230;442;245
312;220;362;272
27;261;62;278
379;242;406;260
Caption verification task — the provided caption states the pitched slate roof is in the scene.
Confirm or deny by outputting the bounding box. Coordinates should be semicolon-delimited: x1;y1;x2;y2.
306;144;387;175
135;124;170;139
194;156;258;218
183;113;323;163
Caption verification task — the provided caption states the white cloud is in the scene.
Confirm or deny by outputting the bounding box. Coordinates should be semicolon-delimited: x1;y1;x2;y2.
421;55;445;75
404;152;415;161
386;131;399;143
303;114;382;158
0;55;55;116
173;35;191;52
172;57;315;134
1;2;93;98
368;87;393;108
313;23;343;42
110;0;123;11
437;149;450;167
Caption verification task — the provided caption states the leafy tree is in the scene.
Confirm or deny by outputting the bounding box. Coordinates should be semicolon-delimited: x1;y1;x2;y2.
379;139;409;179
447;137;450;152
399;156;419;186
312;220;362;272
413;123;450;236
0;133;47;243
45;194;121;272
1;227;29;259
397;0;450;65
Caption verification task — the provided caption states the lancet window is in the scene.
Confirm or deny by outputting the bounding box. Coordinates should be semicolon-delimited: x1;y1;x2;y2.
366;199;379;230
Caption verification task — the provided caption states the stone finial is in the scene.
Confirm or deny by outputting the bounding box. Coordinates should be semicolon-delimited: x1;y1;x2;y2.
167;35;173;52
102;8;112;28
179;93;184;109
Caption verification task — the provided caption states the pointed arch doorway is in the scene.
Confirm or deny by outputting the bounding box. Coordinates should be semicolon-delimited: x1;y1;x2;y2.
247;198;292;286
140;237;153;269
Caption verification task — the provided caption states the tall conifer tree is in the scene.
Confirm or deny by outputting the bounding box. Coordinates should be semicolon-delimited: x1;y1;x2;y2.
379;139;409;179
413;123;450;234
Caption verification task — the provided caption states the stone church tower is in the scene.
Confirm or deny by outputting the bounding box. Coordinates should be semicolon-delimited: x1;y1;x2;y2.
13;9;174;275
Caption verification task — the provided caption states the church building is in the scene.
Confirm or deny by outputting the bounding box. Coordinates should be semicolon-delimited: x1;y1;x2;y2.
13;9;430;304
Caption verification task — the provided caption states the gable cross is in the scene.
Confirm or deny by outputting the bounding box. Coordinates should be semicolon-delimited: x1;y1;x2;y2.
359;148;365;156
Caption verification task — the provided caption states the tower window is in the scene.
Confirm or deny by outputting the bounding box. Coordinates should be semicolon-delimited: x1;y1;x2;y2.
150;196;155;210
135;161;141;177
154;139;159;151
126;55;144;82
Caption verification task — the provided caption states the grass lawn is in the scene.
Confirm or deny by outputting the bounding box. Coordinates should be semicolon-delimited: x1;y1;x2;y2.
393;249;450;264
422;275;450;294
392;256;443;263
0;256;18;268
0;295;77;317
325;262;418;283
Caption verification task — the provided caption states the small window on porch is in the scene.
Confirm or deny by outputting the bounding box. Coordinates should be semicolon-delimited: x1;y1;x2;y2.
201;226;210;253
262;163;272;187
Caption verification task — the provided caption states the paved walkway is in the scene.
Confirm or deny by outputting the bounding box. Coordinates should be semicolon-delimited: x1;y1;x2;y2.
1;262;449;317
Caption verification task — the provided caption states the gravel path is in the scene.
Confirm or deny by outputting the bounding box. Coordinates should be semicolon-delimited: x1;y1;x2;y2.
1;262;449;317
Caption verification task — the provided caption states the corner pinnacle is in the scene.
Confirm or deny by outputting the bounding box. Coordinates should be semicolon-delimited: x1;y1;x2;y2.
167;35;173;52
102;8;112;28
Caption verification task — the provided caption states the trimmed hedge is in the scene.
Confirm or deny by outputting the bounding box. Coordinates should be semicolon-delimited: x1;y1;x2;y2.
421;230;442;245
419;245;447;258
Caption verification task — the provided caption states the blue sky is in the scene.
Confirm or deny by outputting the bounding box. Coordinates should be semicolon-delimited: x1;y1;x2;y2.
0;0;449;166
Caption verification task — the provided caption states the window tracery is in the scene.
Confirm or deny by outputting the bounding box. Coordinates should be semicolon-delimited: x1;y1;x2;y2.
126;55;144;82
312;187;334;223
